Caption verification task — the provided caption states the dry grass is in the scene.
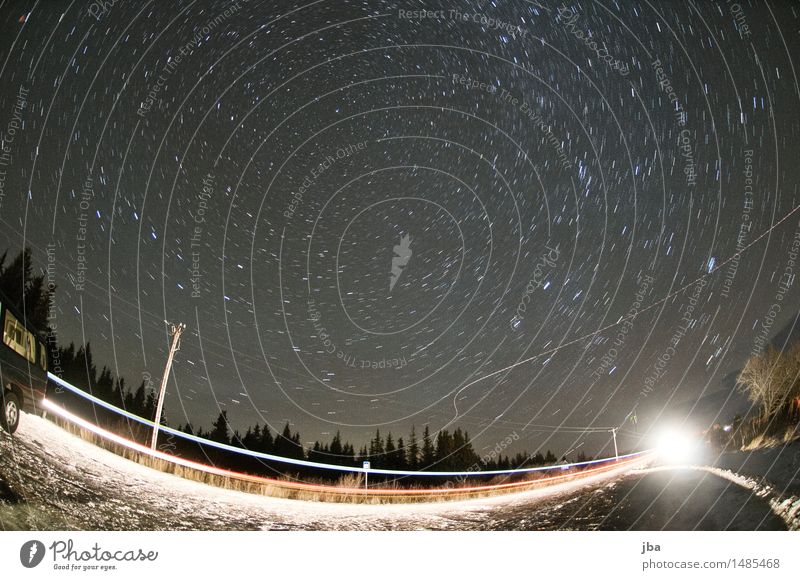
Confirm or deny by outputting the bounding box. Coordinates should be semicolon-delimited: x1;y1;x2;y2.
45;414;633;504
741;424;800;451
734;409;800;451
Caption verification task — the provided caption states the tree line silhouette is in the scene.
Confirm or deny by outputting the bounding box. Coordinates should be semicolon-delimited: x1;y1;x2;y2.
2;246;579;484
164;409;575;484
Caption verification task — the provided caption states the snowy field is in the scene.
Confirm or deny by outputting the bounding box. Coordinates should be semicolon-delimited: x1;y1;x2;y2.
714;440;800;497
0;413;791;531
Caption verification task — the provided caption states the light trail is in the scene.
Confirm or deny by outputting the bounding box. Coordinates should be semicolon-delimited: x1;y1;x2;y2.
47;372;650;477
41;398;653;496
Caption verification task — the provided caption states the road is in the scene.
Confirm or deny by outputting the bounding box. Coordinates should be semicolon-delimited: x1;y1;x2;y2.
0;413;787;530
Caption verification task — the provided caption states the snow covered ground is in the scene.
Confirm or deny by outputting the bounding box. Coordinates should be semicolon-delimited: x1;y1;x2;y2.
710;441;800;530
615;466;788;530
714;439;800;496
0;413;792;530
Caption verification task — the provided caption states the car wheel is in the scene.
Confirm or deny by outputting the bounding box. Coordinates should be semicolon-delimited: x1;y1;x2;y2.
1;391;21;434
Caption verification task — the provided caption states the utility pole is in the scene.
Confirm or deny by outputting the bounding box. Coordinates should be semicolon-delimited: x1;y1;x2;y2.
149;322;185;451
611;428;619;461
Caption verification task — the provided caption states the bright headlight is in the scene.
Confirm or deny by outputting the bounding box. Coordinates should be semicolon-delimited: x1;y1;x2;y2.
653;427;698;464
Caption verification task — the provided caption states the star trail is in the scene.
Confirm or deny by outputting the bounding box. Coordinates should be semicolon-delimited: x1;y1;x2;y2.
1;0;799;461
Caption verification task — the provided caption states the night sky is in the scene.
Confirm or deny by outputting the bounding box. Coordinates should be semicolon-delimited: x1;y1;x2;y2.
1;0;799;461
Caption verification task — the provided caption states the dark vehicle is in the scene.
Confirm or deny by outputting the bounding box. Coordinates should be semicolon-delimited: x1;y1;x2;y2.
0;294;48;434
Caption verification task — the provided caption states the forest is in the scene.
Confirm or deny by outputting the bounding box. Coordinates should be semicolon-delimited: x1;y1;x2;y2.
2;246;578;484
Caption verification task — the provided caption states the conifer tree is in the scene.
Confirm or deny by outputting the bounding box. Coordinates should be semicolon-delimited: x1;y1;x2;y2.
0;247;53;331
407;425;420;469
259;424;274;452
385;433;396;468
369;429;385;457
395;436;407;470
209;411;231;444
421;425;435;468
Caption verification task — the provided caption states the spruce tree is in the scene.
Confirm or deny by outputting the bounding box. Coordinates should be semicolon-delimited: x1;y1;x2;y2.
274;422;296;457
0;247;53;331
407;426;420;469
329;430;343;463
385;433;396;468
435;429;453;468
421;425;435;468
395;436;407;470
369;429;385;462
259;425;274;453
209;411;231;444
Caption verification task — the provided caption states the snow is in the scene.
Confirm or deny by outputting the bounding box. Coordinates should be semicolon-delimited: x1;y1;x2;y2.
0;412;640;530
710;441;800;530
622;466;788;530
1;413;795;530
714;439;800;496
